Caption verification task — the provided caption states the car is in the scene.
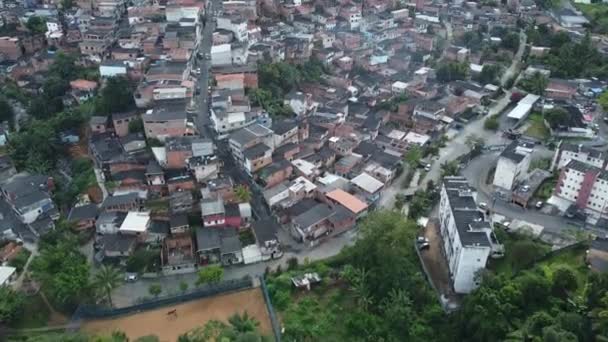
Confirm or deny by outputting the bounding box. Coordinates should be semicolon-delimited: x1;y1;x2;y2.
205;53;211;60
124;273;138;282
478;202;487;210
424;164;431;172
535;201;543;209
416;236;429;244
418;242;430;251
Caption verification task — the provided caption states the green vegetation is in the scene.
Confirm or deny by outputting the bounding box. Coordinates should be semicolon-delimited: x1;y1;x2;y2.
94;76;135;115
8;248;31;273
575;3;608;34
93;265;122;308
26;16;47;34
525;113;551;140
544;107;571;129
268;211;449;341
436;62;469;83
126;249;161;273
489;229;551;276
30;224;93;312
54;158;96;208
234;184;252;203
8;293;51;329
528;157;552;171
148;284;162;298
477;64;502;84
0;286;26;325
599;90;608;112
403;145;422;168
484;114;500;130
196;265;224;285
252;59;327;117
535;175;558;200
527;28;608;78
178;312;271;341
518;72;548;96
376;94;408;112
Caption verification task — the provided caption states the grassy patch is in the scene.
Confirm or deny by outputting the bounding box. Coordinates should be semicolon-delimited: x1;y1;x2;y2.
489;229;551;277
534;175;557;201
537;244;589;296
10;294;51;329
524;113;550;141
145;198;169;213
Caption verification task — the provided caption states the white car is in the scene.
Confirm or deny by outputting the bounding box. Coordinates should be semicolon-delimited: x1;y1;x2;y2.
478;202;487;210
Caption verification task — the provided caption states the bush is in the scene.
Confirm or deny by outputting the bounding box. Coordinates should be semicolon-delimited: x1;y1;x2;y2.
484;115;500;130
287;257;299;271
9;249;31;273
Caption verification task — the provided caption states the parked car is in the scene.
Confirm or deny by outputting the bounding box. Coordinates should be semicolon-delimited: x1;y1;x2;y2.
417;236;429;244
478;202;487;210
125;273;138;282
535;201;543;209
418;242;430;251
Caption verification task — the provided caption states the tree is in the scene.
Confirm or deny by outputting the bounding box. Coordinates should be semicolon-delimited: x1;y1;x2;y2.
95;77;135;114
518;72;548;95
404;145;422;168
196;265;224;285
484;115;499;130
0;286;25;324
544;108;570;129
551;266;578;297
26;16;47;34
234;185;252;203
477;64;501;84
501;32;520;52
128;117;143;133
228;312;260;334
509;239;547;271
61;0;74;9
600;90;608;112
440;160;460;177
436;62;469;83
148;284;162;298
30;236;91;310
94;265;122;308
180;281;189;294
0;97;14;124
134;336;160;342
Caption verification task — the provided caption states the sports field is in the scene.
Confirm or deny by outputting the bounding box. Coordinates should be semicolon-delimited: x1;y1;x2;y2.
81;288;271;341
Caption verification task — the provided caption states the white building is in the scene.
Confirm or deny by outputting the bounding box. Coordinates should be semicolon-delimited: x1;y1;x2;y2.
119;211;151;235
440;177;503;294
493;141;533;191
99;61;128;78
0;266;16;286
552;142;607;171
506;94;540;121
554;160;608;217
391;81;408;94
216;16;248;42
211;44;232;66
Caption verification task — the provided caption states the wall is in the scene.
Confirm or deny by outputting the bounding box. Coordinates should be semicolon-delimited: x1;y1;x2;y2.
453;246;490;294
493;157;517;190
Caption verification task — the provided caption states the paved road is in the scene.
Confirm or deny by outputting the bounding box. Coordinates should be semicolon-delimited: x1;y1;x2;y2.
500;30;527;87
462;152;607;238
379;93;512;209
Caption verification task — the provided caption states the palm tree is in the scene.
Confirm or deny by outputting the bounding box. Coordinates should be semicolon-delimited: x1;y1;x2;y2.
235;185;252;203
94;265;122;308
228;311;260;334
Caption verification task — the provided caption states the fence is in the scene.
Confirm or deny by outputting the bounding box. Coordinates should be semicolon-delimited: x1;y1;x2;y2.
70;277;253;326
259;276;282;342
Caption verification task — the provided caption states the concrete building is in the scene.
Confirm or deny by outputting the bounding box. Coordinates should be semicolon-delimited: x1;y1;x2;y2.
554;160;608;218
493;141;533;191
440;177;503;294
552;143;608;171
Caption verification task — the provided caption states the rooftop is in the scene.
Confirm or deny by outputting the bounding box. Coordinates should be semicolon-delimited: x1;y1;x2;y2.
326;189;368;215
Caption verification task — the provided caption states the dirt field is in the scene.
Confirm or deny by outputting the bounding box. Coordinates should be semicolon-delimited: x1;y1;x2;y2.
82;288;271;341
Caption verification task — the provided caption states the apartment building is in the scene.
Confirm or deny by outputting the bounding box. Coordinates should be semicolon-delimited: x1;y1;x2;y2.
555;160;608;217
439;177;503;294
493;141;533;191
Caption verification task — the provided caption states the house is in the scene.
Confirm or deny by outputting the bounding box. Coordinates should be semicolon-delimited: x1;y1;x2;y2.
169;214;190;234
188;155;221;183
257;160;293;188
228;124;274;162
101;193;143;212
67;204;98;231
69;79;98;102
170;191;194;214
325;189;368;218
90;116;109;134
440;177;503;294
291;203;335;242
112;111;139;137
263;182;290;207
162;233;196;270
200;197;226;227
220;228;243;265
586;238;608;273
195;227;221;264
350;172;384;204
272;120;299;147
506;94;540;122
413;101;446;121
243;143;273;175
98;234;137;259
0;242;23;264
493;141;533;191
96;211;127;235
1;173;58;225
118;211;151;238
545;79;577;100
147;220;170;245
552;143;607;171
554;160;608;218
143;108;189;142
0;156;16;181
252;219;282;259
